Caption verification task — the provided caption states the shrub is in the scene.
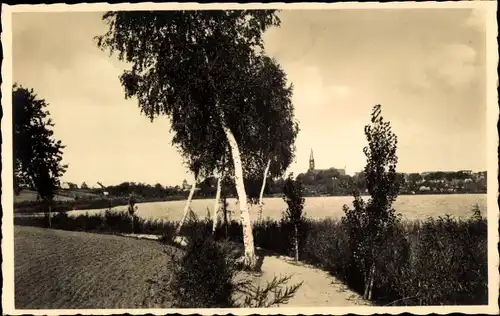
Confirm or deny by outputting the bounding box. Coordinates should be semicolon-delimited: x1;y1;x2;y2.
299;214;488;306
390;215;488;305
160;218;303;308
167;227;237;307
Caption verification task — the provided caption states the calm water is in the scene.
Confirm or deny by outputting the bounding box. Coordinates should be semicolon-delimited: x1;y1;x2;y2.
63;194;487;223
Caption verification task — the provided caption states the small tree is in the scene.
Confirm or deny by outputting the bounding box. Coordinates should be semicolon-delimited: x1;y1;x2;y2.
282;173;305;262
81;182;88;190
342;104;401;300
127;193;138;233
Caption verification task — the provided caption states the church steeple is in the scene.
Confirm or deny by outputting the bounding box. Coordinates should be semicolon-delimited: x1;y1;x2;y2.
309;148;315;171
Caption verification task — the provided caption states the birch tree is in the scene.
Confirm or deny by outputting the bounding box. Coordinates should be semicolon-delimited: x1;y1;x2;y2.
96;10;286;269
212;174;223;233
252;57;298;220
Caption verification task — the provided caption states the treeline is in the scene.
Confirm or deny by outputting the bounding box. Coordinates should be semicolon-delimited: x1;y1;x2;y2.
270;170;487;196
87;182;188;199
59;168;487;203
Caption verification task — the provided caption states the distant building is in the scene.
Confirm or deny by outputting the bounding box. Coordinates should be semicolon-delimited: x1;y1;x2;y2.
308;148;346;175
308;149;315;171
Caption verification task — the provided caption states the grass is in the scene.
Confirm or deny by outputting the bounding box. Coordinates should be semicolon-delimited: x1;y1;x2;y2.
14;225;180;309
15;208;488;306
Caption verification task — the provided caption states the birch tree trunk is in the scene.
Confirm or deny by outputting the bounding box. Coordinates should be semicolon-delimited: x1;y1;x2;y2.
294;224;299;262
258;158;271;221
368;264;375;300
221;124;257;269
48;203;52;228
175;179;197;236
363;263;376;300
212;175;222;234
223;195;229;238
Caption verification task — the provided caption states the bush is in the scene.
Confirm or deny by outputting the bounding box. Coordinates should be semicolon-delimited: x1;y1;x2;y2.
390;215;488;305
168;227;237;308
299;214;488;305
158;217;303;308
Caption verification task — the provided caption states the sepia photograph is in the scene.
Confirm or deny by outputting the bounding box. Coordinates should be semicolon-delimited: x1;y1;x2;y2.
1;1;498;315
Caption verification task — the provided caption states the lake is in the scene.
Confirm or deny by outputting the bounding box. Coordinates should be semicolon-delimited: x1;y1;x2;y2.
63;194;487;223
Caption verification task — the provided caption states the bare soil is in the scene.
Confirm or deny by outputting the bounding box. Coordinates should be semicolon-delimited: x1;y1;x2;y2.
14;226;177;309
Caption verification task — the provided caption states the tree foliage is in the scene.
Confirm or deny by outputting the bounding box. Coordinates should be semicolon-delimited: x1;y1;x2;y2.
282;173;306;261
13;84;67;202
283;173;305;227
342;104;401;300
96;10;279;176
95;10;297;196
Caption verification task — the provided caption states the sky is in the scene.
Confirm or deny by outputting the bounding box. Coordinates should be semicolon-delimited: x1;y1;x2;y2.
11;8;489;187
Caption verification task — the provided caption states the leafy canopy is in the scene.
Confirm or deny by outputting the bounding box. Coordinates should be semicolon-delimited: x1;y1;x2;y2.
13;84;67;200
96;10;285;179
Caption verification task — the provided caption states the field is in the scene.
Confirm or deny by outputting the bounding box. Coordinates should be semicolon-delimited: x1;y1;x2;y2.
60;193;487;222
14;226;179;309
14;190;75;203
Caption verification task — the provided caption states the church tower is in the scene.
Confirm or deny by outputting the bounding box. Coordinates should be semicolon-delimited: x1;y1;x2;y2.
309;148;315;171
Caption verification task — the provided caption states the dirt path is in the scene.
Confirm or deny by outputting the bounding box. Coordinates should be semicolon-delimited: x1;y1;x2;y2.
121;233;369;307
245;251;369;307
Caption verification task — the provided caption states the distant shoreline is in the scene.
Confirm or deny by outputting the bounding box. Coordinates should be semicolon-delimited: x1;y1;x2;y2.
14;191;487;214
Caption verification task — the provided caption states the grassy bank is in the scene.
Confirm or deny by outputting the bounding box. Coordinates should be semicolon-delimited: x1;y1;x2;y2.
15;210;488;306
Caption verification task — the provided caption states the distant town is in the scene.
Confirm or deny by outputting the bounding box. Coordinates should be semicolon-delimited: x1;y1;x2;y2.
48;149;486;203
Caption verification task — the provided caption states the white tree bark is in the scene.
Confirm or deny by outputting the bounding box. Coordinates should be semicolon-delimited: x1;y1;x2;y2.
48;204;52;228
258;158;271;221
221;123;257;269
175;179;197;236
294;224;299;262
212;175;222;234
